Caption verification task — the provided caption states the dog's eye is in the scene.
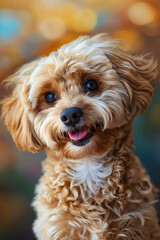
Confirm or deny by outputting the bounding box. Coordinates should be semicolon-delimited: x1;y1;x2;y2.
85;80;98;91
45;92;57;104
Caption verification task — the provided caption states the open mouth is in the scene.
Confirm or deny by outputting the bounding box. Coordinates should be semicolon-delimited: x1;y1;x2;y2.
68;127;94;146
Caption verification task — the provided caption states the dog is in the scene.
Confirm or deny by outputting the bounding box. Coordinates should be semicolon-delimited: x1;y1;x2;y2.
1;34;160;240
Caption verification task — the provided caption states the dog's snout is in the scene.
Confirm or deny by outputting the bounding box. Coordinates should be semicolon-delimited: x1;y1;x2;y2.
61;107;83;126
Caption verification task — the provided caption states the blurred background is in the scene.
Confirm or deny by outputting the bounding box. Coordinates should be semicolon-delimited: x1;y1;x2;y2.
0;0;160;239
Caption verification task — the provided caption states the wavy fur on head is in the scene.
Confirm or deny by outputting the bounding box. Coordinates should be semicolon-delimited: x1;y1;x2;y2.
1;34;160;239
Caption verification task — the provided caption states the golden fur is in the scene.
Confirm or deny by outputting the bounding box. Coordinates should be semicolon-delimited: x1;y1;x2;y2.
1;34;160;239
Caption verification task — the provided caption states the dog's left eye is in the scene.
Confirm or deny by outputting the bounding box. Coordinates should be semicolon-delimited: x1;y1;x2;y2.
85;80;98;91
45;92;57;104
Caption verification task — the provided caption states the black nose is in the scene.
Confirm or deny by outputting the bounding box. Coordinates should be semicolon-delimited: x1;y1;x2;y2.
61;107;83;126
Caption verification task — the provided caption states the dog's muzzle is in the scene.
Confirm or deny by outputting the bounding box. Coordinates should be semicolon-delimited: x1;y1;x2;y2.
60;107;94;146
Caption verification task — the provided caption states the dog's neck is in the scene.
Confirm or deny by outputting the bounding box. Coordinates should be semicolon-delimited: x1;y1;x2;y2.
45;123;134;196
108;122;134;157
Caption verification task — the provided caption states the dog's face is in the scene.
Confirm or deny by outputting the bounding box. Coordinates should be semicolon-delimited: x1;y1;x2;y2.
1;34;158;159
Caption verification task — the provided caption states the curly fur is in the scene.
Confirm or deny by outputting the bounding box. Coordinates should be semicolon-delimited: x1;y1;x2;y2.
1;34;160;239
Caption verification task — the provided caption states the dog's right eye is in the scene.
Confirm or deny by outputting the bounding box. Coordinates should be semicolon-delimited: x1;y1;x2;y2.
45;92;57;104
85;80;98;91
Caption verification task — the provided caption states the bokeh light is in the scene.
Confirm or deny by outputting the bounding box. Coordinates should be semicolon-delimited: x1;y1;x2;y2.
0;9;23;44
128;2;160;26
113;29;144;51
68;8;97;33
57;2;97;33
39;17;66;40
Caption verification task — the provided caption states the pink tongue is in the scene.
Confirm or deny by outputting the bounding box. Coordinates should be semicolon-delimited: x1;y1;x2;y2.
68;128;88;141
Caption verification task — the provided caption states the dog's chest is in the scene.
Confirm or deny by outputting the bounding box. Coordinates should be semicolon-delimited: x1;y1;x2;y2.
68;158;113;194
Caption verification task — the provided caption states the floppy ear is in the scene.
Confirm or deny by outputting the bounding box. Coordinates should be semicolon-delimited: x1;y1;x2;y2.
1;61;44;153
106;49;158;118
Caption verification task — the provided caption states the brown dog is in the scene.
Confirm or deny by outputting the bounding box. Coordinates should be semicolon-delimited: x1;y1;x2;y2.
1;34;160;239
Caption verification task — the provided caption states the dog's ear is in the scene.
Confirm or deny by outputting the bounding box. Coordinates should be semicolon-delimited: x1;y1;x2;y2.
1;61;44;153
106;49;158;118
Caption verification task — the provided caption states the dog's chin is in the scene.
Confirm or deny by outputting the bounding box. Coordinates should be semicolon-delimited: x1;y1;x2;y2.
56;124;116;159
62;128;114;160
